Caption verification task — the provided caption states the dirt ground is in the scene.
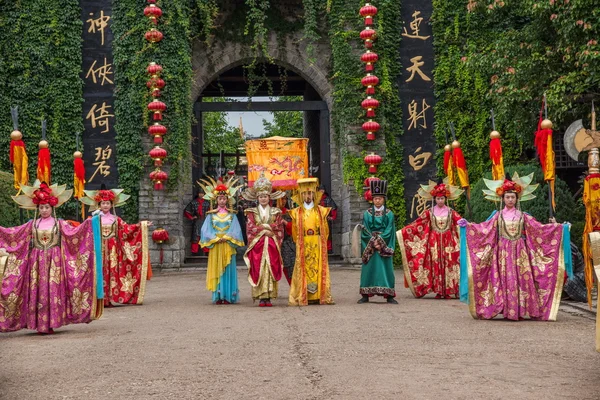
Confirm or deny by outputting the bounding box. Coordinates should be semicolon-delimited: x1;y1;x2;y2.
1;268;598;400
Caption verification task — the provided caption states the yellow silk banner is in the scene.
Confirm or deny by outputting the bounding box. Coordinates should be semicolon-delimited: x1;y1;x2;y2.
245;137;309;190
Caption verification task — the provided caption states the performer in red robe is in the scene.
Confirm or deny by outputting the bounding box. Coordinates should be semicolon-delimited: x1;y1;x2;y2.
80;187;152;306
397;180;463;299
242;174;285;306
184;191;210;254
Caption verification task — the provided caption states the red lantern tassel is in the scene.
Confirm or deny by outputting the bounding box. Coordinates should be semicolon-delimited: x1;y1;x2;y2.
153;112;162;121
368;165;377;174
73;158;86;199
365;63;373;72
37;148;51;184
366;86;375;95
367;109;375;118
365;17;373;25
154;182;164;190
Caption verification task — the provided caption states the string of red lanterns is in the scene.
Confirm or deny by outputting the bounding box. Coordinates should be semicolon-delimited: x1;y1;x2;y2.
144;1;168;191
359;2;382;201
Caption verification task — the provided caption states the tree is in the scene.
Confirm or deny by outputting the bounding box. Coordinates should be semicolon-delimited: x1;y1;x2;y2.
261;96;304;138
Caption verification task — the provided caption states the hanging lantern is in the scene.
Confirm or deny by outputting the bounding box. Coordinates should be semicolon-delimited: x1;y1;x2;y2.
361;96;380;118
150;169;168;190
144;4;162;25
362;120;380;141
152;227;170;267
147;62;163;77
148;123;167;144
152;228;169;244
364;189;373;202
361;74;379;95
148;99;166;120
363;176;380;189
361;51;379;72
147;77;165;97
145;28;163;43
149;146;167;167
364;152;382;174
360;27;376;48
359;3;378;26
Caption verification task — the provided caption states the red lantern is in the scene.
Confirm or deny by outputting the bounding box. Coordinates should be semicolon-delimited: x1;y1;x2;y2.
145;28;163;43
144;4;162;25
362;120;380;141
361;96;379;118
149;146;167;167
148;99;166;120
364;189;373;202
147;77;165;97
361;74;379;95
360;27;376;48
152;228;169;244
363;176;380;189
364;152;382;174
360;3;378;26
147;62;163;77
361;51;379;72
148;123;167;144
150;169;168;190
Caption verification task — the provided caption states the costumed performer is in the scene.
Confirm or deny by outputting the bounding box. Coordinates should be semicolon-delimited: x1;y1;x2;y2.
458;172;572;321
242;173;285;307
184;190;210;254
278;192;296;284
199;176;245;304
318;185;338;253
397;179;464;299
357;179;397;304
288;177;334;306
80;186;151;307
1;181;103;334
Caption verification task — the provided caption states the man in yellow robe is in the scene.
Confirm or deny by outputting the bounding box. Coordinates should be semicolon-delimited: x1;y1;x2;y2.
288;178;334;305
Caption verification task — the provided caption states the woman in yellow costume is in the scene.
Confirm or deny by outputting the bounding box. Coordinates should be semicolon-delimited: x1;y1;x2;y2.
288;178;334;305
198;176;245;304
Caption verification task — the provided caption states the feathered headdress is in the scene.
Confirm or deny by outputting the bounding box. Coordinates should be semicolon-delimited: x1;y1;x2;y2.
417;178;463;201
79;185;130;212
12;180;72;210
242;172;285;201
482;172;538;202
197;175;243;209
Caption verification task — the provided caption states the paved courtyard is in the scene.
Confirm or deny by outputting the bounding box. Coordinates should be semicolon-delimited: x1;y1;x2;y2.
1;269;598;399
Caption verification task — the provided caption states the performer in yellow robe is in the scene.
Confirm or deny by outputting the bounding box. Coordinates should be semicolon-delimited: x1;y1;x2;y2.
288;178;334;305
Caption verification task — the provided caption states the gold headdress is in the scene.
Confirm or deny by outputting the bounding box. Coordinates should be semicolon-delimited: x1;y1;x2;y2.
417;177;464;202
242;172;285;201
12;179;72;210
292;177;323;205
197;175;243;209
482;172;538;202
79;187;130;212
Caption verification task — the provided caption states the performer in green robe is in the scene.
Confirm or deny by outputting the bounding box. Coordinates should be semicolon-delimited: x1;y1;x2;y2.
358;179;397;304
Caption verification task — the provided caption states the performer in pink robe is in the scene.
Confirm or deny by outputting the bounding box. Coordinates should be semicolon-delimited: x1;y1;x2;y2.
1;181;103;334
242;174;285;307
459;173;572;321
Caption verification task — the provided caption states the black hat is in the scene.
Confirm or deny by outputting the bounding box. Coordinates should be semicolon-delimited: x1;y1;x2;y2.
370;180;388;197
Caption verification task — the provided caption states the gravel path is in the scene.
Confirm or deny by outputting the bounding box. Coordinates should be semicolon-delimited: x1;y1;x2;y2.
1;269;598;400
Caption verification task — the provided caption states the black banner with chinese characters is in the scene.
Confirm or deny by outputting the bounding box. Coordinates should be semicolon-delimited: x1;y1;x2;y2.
398;1;437;220
81;0;118;189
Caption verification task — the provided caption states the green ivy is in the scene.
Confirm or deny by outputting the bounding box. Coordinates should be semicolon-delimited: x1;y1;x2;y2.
0;0;84;219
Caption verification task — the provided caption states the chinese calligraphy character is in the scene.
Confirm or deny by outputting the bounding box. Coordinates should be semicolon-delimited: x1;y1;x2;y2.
406;56;431;83
87;11;111;46
85;58;114;86
410;191;428;219
402;11;431;41
86;102;114;133
408;147;432;171
89;145;112;182
407;99;431;130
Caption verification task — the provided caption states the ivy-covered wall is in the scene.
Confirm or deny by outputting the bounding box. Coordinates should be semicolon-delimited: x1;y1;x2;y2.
0;0;84;218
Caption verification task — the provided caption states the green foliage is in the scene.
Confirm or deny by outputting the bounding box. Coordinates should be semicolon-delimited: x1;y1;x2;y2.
112;0;193;221
469;163;584;247
0;171;21;227
261;97;303;138
0;0;84;219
